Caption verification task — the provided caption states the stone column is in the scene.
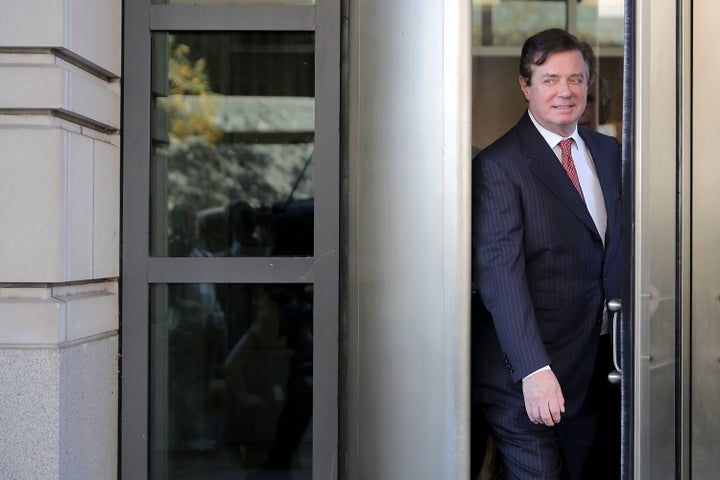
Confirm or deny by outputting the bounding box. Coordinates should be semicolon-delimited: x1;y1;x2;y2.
0;1;121;479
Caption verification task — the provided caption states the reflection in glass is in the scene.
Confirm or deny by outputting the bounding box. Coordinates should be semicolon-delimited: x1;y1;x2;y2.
152;0;314;4
472;0;567;47
150;283;313;479
471;1;624;49
576;0;625;47
151;32;315;257
471;0;624;149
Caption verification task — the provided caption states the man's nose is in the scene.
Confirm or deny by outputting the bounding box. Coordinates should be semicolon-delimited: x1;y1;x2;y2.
557;79;572;97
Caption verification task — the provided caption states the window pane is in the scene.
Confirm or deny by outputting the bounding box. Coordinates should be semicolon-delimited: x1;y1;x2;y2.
472;1;623;49
471;0;624;148
152;0;314;4
472;1;567;48
576;0;624;48
150;283;313;479
150;32;315;257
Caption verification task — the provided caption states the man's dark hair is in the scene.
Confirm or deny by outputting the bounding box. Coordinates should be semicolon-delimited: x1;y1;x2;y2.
519;28;595;85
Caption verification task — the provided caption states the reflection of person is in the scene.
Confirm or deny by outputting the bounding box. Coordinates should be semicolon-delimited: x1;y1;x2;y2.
226;199;260;256
578;41;615;137
261;286;313;474
472;28;622;479
594;77;619;138
166;210;225;451
226;285;313;479
579;76;611;133
578;42;610;135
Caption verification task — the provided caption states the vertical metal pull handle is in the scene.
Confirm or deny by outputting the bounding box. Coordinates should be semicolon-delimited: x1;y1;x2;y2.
607;298;622;385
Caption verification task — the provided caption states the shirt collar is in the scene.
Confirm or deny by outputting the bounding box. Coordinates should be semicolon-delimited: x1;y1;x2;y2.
527;110;581;150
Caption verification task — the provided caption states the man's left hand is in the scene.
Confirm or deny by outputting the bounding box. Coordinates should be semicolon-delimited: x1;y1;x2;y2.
521;369;565;426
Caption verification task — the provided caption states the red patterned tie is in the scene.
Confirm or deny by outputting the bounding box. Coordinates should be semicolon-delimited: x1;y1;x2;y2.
559;139;585;201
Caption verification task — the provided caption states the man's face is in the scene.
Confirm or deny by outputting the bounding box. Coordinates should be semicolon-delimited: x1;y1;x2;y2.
519;49;588;137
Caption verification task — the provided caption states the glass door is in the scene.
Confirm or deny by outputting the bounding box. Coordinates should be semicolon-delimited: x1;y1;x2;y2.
470;2;626;478
122;2;340;479
471;0;625;149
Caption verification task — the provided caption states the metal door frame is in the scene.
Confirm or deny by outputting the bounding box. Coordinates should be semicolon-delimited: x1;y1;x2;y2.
626;0;694;478
121;2;341;478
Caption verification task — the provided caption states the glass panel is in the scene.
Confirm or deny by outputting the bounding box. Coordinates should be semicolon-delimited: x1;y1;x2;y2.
471;1;623;49
152;0;314;4
470;1;625;477
575;0;624;48
150;283;313;480
472;1;567;48
471;0;623;149
151;32;315;257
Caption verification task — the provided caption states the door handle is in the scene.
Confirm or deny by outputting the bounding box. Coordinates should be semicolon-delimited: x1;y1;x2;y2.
607;298;622;385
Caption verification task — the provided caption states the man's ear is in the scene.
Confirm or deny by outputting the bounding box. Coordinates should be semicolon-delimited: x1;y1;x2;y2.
519;76;530;100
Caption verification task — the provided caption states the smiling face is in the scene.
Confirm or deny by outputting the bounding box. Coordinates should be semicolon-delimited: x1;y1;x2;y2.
519;49;589;137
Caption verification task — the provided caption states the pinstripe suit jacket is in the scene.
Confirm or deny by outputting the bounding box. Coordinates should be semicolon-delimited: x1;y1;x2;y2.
472;111;622;417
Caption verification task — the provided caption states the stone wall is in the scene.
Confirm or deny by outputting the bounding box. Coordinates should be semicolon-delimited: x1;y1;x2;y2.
0;1;121;479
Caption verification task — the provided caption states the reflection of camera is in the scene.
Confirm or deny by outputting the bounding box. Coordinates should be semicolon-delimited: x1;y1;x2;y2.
196;197;314;256
257;198;314;256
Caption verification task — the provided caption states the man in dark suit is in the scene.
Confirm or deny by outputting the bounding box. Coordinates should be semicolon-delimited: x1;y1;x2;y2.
472;28;622;480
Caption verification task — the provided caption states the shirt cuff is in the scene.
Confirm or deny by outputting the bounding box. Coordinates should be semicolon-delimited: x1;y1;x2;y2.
522;365;551;382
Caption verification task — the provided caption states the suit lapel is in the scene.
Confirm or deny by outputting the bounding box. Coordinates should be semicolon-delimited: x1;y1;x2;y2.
516;114;601;239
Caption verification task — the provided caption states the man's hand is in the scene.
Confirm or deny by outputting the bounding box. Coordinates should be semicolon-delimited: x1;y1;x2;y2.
522;369;565;426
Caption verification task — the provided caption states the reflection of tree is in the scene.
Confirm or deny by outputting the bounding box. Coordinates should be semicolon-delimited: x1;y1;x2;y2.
162;140;314;214
155;37;314;214
162;37;223;145
156;36;315;239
